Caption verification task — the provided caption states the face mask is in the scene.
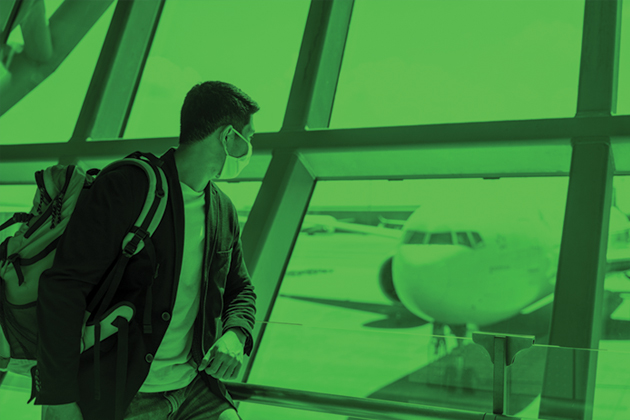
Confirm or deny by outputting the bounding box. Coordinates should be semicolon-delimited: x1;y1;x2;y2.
217;128;252;179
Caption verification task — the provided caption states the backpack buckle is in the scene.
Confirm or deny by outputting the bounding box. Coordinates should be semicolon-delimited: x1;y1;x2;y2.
122;227;149;258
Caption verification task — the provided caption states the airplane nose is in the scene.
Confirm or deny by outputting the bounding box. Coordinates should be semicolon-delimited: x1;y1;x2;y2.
398;245;466;267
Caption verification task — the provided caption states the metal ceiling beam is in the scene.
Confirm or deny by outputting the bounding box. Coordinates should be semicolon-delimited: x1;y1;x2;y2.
539;1;622;419
281;0;353;131
0;115;627;162
0;0;114;117
238;0;354;387
65;0;164;158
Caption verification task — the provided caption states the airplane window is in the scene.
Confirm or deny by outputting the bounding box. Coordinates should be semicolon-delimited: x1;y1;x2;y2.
428;232;453;245
471;232;483;245
403;231;427;244
456;232;472;247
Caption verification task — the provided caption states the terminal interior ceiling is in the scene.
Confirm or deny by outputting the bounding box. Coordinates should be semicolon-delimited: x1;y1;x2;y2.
1;0;630;419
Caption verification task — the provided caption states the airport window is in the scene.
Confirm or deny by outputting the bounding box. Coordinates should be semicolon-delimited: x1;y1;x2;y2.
0;2;117;144
213;181;262;230
217;176;630;420
121;0;310;140
428;232;453;245
403;230;427;245
456;231;472;248
331;0;584;129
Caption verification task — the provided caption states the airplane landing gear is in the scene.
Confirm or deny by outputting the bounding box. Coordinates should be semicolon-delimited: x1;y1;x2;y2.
428;323;447;362
426;322;479;391
449;323;468;351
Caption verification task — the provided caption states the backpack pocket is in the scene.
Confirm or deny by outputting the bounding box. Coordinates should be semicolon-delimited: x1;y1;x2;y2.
81;302;135;353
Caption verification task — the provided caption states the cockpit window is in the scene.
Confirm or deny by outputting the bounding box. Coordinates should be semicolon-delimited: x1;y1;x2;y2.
403;230;484;246
456;232;472;247
471;232;483;246
403;231;427;244
428;232;453;245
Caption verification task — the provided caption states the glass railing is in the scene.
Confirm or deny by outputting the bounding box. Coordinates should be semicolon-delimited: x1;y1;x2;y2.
233;323;630;420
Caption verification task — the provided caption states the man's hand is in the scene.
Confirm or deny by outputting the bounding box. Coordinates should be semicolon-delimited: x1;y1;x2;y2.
198;329;245;380
42;402;83;420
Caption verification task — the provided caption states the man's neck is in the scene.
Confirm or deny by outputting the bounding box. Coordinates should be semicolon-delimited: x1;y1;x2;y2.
174;142;223;192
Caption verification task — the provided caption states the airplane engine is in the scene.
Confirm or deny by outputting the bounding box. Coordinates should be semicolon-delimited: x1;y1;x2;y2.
378;256;401;303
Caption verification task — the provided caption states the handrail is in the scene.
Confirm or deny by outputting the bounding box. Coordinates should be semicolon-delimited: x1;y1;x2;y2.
225;382;533;420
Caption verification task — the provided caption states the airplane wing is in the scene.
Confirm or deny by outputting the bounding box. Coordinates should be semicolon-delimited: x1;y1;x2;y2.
378;216;406;227
327;220;404;239
237;214;405;239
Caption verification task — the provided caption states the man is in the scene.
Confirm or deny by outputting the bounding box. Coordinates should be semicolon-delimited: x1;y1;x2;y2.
34;81;259;420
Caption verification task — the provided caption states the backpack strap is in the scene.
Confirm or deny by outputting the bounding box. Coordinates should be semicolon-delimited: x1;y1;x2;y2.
83;154;168;403
85;156;168;317
4;237;61;286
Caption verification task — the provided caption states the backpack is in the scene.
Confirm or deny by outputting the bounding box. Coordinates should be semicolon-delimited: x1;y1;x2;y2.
0;152;168;411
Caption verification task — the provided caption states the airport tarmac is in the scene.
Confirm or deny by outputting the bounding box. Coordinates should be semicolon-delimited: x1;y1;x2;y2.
1;232;629;419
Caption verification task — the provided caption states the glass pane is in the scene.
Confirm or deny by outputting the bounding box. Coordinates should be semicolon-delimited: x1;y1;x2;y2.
595;346;630;419
246;325;614;418
247;176;629;417
616;0;630;115
331;0;584;129
121;0;310;140
0;2;117;144
213;181;262;230
0;372;41;420
0;185;36;213
0;183;34;243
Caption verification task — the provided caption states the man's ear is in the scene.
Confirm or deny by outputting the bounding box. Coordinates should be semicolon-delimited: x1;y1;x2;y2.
223;125;233;141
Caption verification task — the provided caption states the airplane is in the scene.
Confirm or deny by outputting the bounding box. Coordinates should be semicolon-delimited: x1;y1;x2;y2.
272;192;630;416
280;195;630;334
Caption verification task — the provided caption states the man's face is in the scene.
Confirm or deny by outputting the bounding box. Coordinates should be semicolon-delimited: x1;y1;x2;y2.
225;116;255;158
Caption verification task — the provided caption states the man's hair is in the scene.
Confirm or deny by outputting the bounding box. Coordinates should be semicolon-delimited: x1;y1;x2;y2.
179;81;260;146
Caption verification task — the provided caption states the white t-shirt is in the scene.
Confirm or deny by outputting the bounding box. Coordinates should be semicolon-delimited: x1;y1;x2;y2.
139;182;205;392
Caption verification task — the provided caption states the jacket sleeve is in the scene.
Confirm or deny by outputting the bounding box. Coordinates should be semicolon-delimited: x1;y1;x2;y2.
220;208;257;357
34;165;146;405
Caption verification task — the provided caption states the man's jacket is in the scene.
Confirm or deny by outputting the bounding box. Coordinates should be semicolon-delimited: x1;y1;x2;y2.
33;148;257;420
